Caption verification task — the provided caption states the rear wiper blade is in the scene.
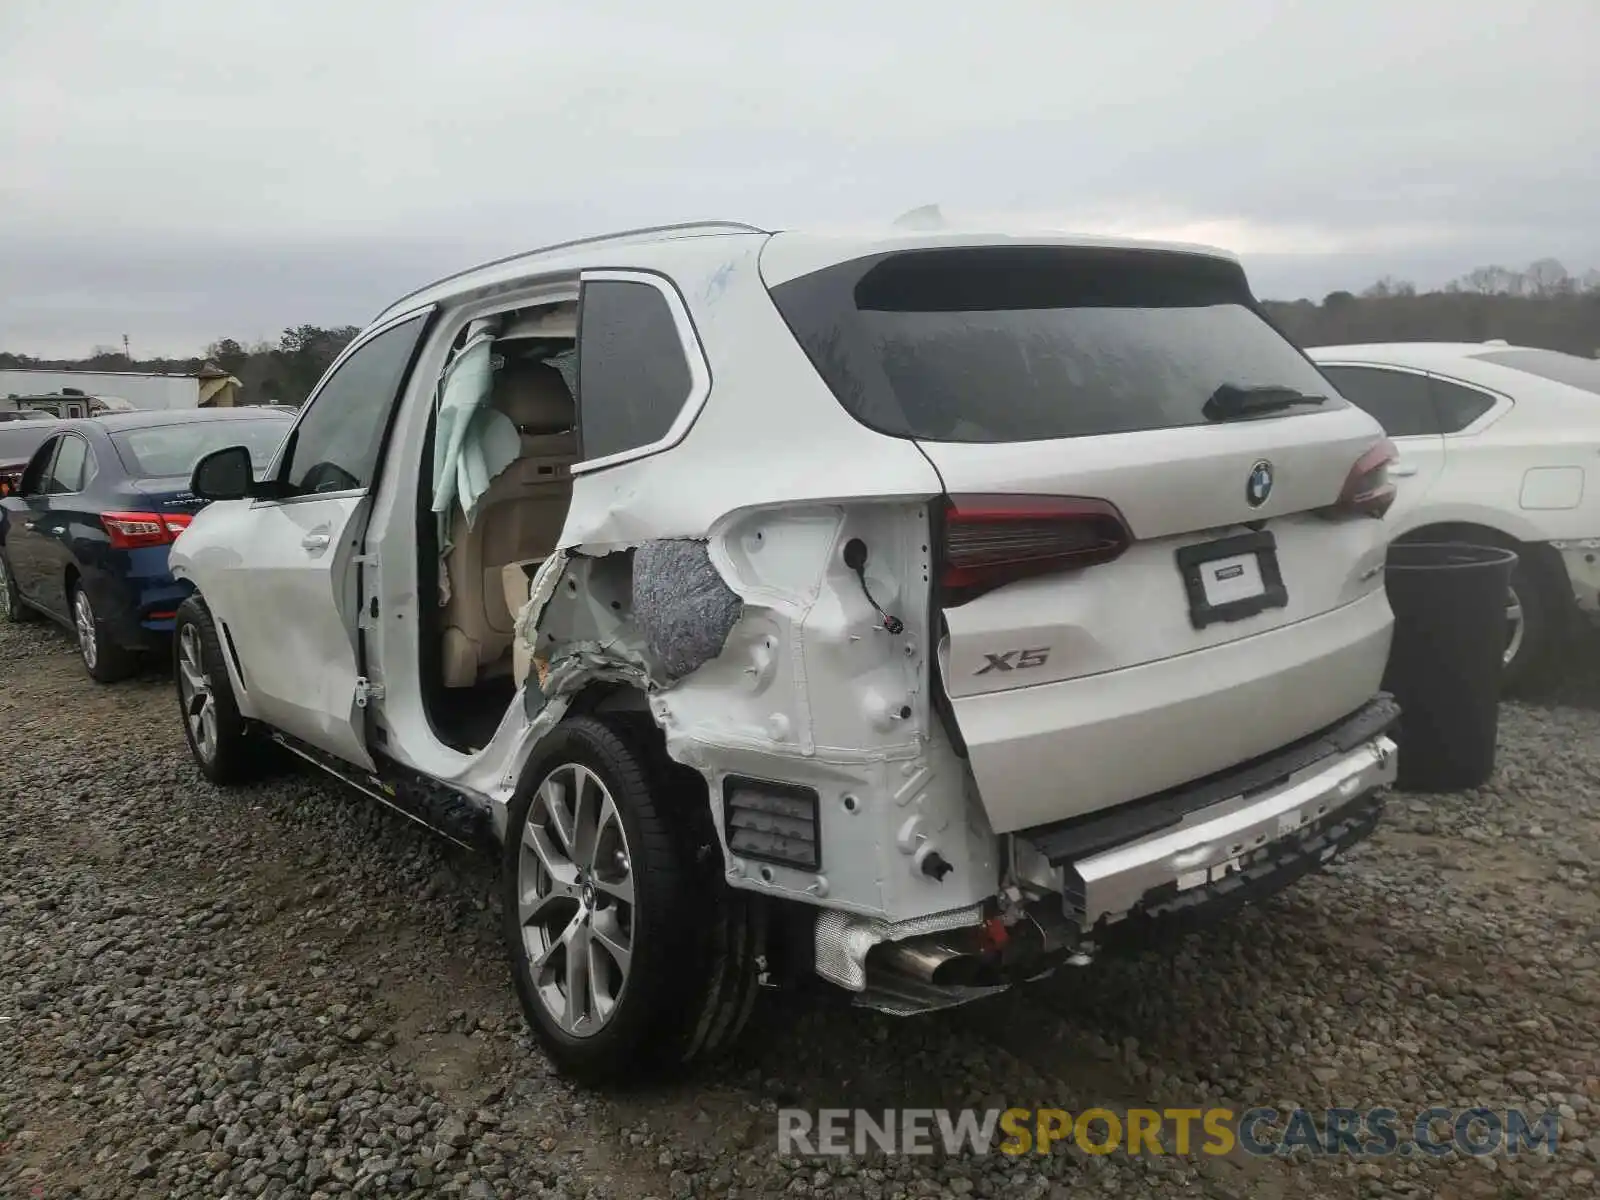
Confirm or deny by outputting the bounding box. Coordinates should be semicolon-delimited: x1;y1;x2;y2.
1204;383;1327;421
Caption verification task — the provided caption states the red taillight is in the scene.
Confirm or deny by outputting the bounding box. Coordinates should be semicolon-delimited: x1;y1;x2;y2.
1328;440;1398;520
102;511;193;549
940;494;1132;603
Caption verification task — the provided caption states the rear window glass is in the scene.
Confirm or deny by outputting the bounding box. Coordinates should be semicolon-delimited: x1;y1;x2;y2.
767;247;1343;442
1472;348;1600;395
110;417;293;479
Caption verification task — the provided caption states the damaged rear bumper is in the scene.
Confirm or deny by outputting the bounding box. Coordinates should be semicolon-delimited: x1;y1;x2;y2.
1551;539;1600;614
817;696;1399;1014
1054;720;1396;932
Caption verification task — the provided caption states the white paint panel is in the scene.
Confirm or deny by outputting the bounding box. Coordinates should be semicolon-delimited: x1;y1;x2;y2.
948;589;1393;834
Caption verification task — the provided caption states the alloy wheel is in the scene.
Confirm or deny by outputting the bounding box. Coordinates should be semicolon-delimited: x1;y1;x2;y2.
0;556;12;619
516;763;636;1037
73;589;98;670
1504;583;1525;669
177;623;218;762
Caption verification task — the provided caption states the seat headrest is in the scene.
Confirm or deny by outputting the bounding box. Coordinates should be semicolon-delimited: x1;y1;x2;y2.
491;358;574;435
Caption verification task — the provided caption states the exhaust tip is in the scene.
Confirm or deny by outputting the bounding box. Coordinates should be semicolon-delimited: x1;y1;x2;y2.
873;929;993;987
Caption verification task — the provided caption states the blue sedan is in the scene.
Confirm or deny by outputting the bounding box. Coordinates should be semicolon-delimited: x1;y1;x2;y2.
0;408;294;681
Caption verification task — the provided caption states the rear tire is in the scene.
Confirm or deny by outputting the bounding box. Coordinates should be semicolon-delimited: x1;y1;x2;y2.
71;581;138;683
174;595;267;784
502;715;764;1083
0;550;35;624
1501;551;1558;693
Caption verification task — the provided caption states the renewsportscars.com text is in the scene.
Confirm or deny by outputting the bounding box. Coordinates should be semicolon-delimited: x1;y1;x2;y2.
777;1107;1561;1158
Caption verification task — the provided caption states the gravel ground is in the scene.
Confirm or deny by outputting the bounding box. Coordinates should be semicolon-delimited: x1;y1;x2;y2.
3;614;1599;1200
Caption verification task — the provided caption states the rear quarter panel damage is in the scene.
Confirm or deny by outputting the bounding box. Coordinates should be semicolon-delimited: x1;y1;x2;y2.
487;240;998;923
513;504;998;925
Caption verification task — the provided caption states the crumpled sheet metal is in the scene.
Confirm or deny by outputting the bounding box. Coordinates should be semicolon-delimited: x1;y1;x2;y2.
512;552;569;651
508;540;743;750
630;539;743;682
523;650;651;722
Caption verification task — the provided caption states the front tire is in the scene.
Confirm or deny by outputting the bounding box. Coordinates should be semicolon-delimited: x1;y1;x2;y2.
71;581;137;683
502;716;764;1083
174;595;266;784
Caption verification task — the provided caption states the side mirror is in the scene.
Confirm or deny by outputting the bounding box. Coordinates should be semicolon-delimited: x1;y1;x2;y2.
191;445;255;501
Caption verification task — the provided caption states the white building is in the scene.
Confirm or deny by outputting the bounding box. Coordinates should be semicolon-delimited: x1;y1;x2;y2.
0;365;240;412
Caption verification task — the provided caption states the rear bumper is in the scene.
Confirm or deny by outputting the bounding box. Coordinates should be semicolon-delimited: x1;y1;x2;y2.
948;587;1394;834
1550;539;1600;614
826;697;1398;1014
135;584;187;633
84;551;186;647
1038;705;1397;931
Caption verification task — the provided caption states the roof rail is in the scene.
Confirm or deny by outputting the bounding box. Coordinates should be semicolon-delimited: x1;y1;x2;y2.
379;220;768;318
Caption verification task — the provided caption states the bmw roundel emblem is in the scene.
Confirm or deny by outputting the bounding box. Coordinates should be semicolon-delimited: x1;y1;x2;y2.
1246;460;1274;508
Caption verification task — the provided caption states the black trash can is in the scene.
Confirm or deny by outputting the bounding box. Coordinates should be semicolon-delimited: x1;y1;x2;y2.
1381;542;1518;793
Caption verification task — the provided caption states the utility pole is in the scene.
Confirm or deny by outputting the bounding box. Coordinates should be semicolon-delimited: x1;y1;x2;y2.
122;334;130;361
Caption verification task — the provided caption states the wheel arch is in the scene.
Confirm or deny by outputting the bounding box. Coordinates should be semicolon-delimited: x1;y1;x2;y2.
1392;520;1570;607
528;681;722;866
564;680;652;719
177;590;260;721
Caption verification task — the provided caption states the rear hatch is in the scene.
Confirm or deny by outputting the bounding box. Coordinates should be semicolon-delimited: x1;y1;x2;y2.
767;242;1395;826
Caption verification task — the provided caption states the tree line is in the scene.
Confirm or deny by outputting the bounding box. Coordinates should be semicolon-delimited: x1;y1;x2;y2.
3;258;1598;406
1262;258;1600;356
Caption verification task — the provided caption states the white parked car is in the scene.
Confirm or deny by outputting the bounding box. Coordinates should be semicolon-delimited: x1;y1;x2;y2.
1307;342;1600;686
169;221;1402;1080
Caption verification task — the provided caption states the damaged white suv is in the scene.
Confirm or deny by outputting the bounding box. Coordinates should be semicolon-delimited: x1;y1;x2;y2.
169;220;1402;1080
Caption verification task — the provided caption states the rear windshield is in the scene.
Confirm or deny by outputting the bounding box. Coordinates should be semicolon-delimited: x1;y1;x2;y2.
767;246;1343;442
1472;348;1600;395
110;416;293;478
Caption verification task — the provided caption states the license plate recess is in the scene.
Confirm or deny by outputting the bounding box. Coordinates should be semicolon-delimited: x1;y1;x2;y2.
1175;529;1288;630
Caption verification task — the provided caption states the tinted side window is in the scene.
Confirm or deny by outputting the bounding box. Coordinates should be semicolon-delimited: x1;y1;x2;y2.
1319;366;1438;437
1430;378;1496;433
21;438;59;495
577;279;694;462
47;435;90;494
282;314;430;494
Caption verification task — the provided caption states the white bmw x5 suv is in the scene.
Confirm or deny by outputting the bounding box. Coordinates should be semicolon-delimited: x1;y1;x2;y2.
168;221;1401;1080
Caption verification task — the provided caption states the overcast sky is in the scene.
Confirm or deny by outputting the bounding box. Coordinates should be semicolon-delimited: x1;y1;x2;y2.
2;0;1597;358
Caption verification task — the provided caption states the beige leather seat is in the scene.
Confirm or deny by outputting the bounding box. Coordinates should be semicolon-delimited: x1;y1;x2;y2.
440;358;576;688
503;562;541;688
